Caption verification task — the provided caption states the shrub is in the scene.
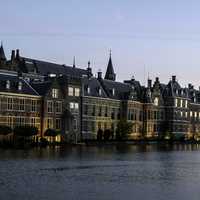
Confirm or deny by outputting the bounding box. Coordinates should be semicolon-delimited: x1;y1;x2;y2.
44;129;59;137
14;126;38;137
116;119;133;141
0;125;12;135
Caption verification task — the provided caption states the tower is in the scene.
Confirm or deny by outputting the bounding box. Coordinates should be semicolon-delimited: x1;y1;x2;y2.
104;50;116;81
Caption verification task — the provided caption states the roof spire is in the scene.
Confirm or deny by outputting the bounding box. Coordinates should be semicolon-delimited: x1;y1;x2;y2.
104;49;116;81
73;56;76;68
0;41;6;61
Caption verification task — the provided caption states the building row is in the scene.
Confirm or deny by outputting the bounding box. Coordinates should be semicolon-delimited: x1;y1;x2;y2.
0;43;200;142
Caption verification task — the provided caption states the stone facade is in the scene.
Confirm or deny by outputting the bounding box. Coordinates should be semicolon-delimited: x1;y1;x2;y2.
0;43;200;141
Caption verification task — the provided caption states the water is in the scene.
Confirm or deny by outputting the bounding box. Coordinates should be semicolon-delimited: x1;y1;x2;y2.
0;144;200;200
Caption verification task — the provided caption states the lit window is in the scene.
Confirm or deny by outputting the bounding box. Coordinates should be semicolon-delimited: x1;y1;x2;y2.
7;116;13;128
175;99;178;107
180;111;183;117
185;112;188;118
190;111;193;117
195;112;197;118
68;87;74;96
74;103;79;110
52;88;58;98
185;100;188;108
75;88;80;96
47;101;53;113
180;99;183;107
154;97;159;106
70;102;74;109
30;117;36;126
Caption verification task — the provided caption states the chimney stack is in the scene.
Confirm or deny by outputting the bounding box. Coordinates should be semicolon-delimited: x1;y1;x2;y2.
11;50;15;61
172;75;176;82
16;49;20;60
97;71;102;79
148;79;152;88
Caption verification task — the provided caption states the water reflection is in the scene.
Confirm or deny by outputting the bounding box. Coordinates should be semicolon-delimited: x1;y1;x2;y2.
0;144;200;200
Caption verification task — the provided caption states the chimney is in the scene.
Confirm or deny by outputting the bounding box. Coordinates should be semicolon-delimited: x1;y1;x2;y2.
97;71;102;80
155;77;159;82
16;49;20;60
147;79;152;88
188;83;193;90
11;50;15;61
87;61;92;78
172;75;176;82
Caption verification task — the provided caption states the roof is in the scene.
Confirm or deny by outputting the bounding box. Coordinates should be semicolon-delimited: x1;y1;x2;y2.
0;44;6;61
82;77;108;98
20;57;88;78
0;73;39;96
31;81;52;96
104;55;116;81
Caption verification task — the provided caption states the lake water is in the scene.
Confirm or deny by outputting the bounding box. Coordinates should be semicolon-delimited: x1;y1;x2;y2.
0;144;200;200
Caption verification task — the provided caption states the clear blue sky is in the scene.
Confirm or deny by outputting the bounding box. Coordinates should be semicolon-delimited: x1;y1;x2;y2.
1;0;200;87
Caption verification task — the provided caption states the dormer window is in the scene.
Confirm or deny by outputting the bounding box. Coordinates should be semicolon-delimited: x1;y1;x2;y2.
112;88;115;96
154;97;159;106
194;97;196;103
18;81;22;91
6;80;10;89
98;88;102;96
176;89;178;95
87;87;90;94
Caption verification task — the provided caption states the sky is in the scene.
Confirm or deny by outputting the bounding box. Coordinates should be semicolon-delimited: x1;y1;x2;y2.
1;0;200;87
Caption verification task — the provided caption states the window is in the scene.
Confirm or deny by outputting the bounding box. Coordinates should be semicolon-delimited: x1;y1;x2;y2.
18;82;22;91
185;100;188;108
98;88;102;96
47;101;53;113
180;99;183;107
190;111;193;117
92;105;96;116
154;97;159;106
6;80;10;89
73;119;77;130
30;117;36;126
69;102;79;111
52;88;58;98
87;87;90;94
185;112;188;118
75;88;80;96
7;97;13;111
16;117;25;126
98;106;102;116
31;100;37;112
19;99;25;111
7;116;13;128
55;101;62;113
112;88;115;96
68;87;73;96
195;112;197;119
46;118;53;129
74;103;79;110
175;99;178;107
55;118;61;129
84;105;88;115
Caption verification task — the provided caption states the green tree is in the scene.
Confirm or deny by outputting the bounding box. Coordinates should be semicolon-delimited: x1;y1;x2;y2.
116;119;133;141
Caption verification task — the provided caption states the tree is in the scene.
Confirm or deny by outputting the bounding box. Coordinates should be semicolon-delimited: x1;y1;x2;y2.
14;126;38;137
116;119;133;141
0;125;12;135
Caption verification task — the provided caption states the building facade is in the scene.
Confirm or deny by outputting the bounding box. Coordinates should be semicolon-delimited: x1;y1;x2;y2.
0;43;200;142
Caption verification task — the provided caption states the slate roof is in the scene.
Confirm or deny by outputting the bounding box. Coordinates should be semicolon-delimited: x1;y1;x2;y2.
20;57;88;78
31;81;52;96
82;77;108;98
0;44;6;61
0;73;39;96
100;79;133;100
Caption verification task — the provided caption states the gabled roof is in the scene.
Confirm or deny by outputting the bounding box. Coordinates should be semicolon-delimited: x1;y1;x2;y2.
100;79;132;100
82;77;108;98
0;73;39;96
